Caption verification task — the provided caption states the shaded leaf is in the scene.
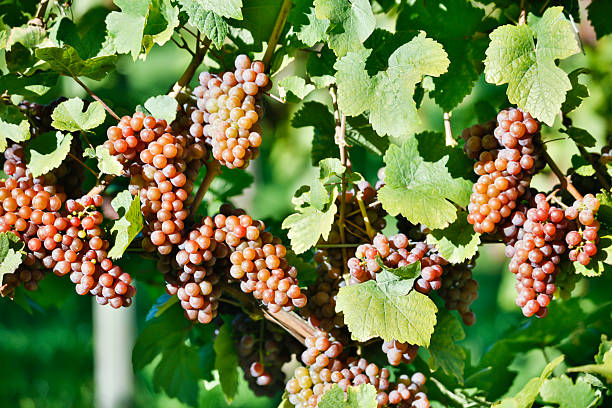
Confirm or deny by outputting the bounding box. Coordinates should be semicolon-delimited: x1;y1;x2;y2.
51;98;105;131
427;212;480;264
35;46;117;80
144;95;178;124
27;132;73;177
108;191;144;259
214;323;239;401
427;310;467;383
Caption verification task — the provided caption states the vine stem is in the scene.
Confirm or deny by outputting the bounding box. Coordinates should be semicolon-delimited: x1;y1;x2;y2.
577;145;610;190
316;243;360;248
356;195;376;240
262;0;293;67
444;112;456;146
72;76;120;121
542;147;583;201
518;0;527;25
188;160;221;220
169;36;211;98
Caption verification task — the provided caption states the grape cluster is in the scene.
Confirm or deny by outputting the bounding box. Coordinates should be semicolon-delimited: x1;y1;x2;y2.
438;261;479;325
193;54;269;169
461;120;498;159
286;330;430;407
506;194;571;318
565;194;600;265
381;340;419;366
0;146;135;307
105;112;206;254
233;314;302;396
467;108;540;234
348;233;448;294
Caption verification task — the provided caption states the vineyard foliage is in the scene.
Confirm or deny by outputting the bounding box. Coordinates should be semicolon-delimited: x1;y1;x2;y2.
1;0;612;407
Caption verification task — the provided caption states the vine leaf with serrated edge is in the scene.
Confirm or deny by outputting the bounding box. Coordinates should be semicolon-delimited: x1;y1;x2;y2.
334;32;449;142
214;322;239;402
51;98;106;132
539;375;601;408
144;95;178;124
484;7;581;125
27;132;73;178
319;384;377;408
492;355;564;408
335;261;438;346
176;0;229;48
426;310;467;383
108;191;144;259
84;145;123;176
378;134;472;230
35;46;117;80
0;232;25;288
0;117;30;152
562;68;590;114
427;212;480;264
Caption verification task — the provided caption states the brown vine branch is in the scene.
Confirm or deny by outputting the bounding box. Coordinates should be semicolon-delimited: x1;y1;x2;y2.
542;148;583;201
262;0;293;67
444;112;456;146
188;160;221;220
169;36;211;98
72;76;120;121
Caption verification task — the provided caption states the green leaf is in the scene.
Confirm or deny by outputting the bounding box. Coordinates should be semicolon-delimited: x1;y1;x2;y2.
378;134;472;229
35;46;117;80
91;145;123;176
288;0;329;47
492;356;564;408
106;0;151;60
214;323;239;401
571;154;595;177
474;100;498;123
306;47;336;88
177;1;228;48
335;267;438;345
145;293;177;321
7;25;49;49
144;0;180;48
314;0;374;57
0;71;58;98
0;118;30;152
345;115;389;157
484;7;581;125
567;348;612;382
561;126;596;148
178;0;242;20
540;376;601;408
153;344;202;406
51;98;106;131
335;33;449;141
319;384;377;408
207;169;253;202
427;212;481;264
562;68;590;114
0;248;24;285
27;132;73;177
108;191;144;259
587;0;612;39
427;310;466;383
282;200;338;254
278;76;315;102
6;42;36;73
0;232;24;285
144;95;178;124
291;101;338;164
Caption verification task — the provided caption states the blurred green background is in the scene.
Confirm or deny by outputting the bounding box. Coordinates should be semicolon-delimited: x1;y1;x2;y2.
1;1;612;407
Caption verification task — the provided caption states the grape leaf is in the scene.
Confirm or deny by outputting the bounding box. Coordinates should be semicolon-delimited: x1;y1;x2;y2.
314;0;375;57
180;0;242;20
427;212;481;264
587;0;612;39
291;101;338;164
567;350;612;382
484;7;580;125
144;0;180;48
144;95;178;124
492;355;564;408
378;134;472;230
0;232;24;286
539;376;601;408
335;33;449;141
562;68;590;114
571;154;595;177
108;191;144;259
306;47;336;88
230;0;280;51
345;115;389;157
145;293;176;321
561;126;596;148
396;0;487;111
7;25;49;49
27;132;73;178
319;384;377;408
208;169;254;202
105;0;151;60
35;46;117;80
89;145;123;176
54;10;109;60
180;6;228;49
0;71;58;98
595;335;612;364
474;100;498;123
335;264;438;345
287;0;329;47
0;118;30;152
427;310;467;383
51;98;106;131
153;344;202;406
5;42;36;73
214;323;239;401
282;200;337;254
278;76;315;102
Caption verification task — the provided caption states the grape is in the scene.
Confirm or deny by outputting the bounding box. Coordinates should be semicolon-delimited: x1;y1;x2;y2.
193;55;269;169
438;261;479;325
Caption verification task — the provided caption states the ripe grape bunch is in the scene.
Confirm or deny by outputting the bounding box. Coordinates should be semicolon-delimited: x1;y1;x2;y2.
193;54;270;169
437;260;479;326
0;145;135;307
565;194;600;266
461;119;499;159
467;108;540;234
106;112;206;254
286;329;430;407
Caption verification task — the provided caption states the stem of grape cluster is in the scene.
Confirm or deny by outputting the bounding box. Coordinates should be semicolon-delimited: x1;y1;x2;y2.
542;148;583;201
72;76;120;121
518;0;527;25
262;0;293;67
355;195;376;239
169;36;211;98
444;112;456;146
188;160;221;221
